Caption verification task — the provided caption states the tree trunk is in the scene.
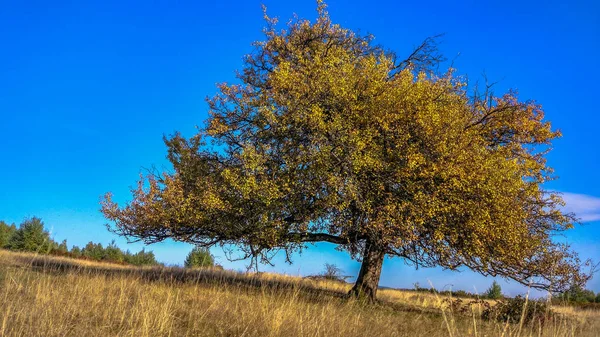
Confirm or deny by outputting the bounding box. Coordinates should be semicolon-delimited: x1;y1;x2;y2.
348;240;385;302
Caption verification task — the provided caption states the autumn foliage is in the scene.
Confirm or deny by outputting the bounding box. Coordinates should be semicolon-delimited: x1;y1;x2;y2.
101;2;591;300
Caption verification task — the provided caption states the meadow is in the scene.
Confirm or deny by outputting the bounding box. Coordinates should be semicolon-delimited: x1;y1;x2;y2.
1;249;598;337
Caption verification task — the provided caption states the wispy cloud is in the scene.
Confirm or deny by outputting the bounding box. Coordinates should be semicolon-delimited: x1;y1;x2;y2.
559;192;600;223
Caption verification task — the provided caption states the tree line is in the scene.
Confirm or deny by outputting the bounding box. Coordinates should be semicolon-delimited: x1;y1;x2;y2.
414;279;600;305
411;280;504;300
0;217;158;266
553;285;600;305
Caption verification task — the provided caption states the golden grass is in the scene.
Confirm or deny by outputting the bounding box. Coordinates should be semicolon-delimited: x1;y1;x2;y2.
0;249;598;337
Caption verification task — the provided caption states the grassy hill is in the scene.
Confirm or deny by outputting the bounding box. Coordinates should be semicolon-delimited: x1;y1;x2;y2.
0;249;598;336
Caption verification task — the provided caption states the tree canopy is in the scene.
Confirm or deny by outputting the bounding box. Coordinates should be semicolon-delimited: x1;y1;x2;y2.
101;2;592;300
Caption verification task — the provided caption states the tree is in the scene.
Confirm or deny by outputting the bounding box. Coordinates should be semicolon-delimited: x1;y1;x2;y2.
0;221;17;248
7;217;53;253
124;248;158;266
51;239;69;255
101;2;591;301
104;240;125;263
70;245;82;258
555;285;596;303
484;281;503;300
184;246;214;268
322;263;349;282
82;241;105;260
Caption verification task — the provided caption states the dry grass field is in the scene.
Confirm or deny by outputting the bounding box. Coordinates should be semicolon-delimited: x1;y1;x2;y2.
1;249;598;337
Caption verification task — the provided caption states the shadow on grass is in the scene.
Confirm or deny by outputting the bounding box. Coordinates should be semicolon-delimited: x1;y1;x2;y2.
17;253;437;316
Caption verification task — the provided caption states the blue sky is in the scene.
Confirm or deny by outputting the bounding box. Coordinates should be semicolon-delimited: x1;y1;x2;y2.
1;0;599;296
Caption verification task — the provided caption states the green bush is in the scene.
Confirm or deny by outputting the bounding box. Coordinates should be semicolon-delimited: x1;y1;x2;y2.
184;247;214;268
7;217;54;253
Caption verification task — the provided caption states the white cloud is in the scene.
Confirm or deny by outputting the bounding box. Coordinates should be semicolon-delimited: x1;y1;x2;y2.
559;192;600;223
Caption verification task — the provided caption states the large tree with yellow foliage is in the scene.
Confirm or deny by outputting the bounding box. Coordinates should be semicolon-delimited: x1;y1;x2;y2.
101;2;592;301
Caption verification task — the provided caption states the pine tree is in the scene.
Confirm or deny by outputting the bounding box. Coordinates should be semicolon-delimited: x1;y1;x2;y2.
485;281;503;300
7;217;53;253
184;246;214;268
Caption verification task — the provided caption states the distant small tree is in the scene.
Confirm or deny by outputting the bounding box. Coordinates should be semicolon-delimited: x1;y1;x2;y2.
82;241;105;260
484;281;503;300
7;217;53;253
104;240;125;263
51;239;69;255
125;248;158;266
70;245;82;258
413;282;427;292
596;293;600;303
184;246;214;268
322;263;349;282
138;249;158;266
0;221;17;248
305;263;350;283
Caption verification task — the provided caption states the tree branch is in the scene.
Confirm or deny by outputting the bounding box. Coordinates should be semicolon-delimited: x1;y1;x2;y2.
286;232;347;244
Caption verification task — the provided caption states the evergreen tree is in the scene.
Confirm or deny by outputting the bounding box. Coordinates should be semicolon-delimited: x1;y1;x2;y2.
70;245;82;258
51;239;69;255
125;248;158;266
7;217;54;253
556;285;596;303
82;241;105;260
104;240;125;263
184;246;214;268
485;281;503;300
0;221;17;248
